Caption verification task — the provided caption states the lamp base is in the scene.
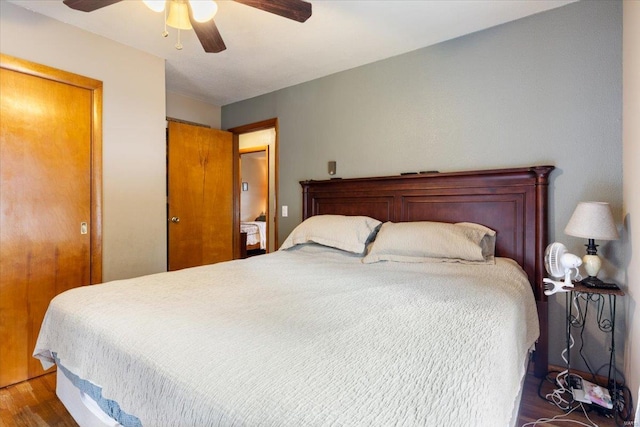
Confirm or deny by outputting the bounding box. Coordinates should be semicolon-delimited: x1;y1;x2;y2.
582;253;602;277
581;276;605;288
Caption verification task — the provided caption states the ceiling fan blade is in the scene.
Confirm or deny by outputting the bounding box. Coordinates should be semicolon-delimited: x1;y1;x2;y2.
233;0;312;23
62;0;123;12
188;14;227;53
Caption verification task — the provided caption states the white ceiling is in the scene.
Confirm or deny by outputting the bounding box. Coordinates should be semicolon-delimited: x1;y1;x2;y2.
8;0;576;106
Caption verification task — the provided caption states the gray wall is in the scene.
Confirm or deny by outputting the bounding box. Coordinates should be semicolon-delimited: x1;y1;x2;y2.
222;1;623;369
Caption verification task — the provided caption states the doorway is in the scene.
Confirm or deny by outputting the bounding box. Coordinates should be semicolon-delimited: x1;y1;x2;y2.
240;147;269;256
229;119;278;253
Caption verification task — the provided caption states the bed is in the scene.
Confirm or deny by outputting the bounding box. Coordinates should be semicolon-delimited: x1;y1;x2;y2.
34;165;553;427
240;220;267;257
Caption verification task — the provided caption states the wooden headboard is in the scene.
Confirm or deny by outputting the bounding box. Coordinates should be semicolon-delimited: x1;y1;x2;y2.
301;165;554;377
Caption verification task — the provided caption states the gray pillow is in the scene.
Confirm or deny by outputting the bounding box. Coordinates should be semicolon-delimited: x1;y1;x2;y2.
362;221;496;264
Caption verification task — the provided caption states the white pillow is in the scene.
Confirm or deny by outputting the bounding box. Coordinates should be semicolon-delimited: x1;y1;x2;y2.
455;222;496;261
362;221;496;264
280;215;382;254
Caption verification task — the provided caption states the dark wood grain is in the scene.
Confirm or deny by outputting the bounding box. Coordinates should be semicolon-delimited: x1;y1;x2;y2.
234;0;312;22
189;15;227;53
301;166;555;377
62;0;122;12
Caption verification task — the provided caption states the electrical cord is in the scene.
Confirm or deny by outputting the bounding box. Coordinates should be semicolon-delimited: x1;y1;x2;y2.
538;370;564;401
568;293;597;382
533;291;634;426
540;332;577;411
612;384;634;426
571;295;634;426
594;363;626;389
592;363;634;426
535;331;575;409
532;298;601;425
521;401;600;427
545;370;573;410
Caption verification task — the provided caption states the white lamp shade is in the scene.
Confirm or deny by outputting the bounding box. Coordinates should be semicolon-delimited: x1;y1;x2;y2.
564;202;619;240
167;1;193;30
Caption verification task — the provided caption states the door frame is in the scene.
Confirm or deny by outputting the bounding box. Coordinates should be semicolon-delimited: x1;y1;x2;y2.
239;146;270;251
228;118;279;250
0;54;103;284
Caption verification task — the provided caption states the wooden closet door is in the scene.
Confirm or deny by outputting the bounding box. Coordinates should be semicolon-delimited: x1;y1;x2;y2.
167;121;235;270
0;65;94;387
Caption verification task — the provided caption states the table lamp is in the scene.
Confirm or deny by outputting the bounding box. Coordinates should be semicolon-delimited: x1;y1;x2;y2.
564;201;619;287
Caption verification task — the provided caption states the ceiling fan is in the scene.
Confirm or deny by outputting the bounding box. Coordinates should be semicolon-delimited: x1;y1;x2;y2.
62;0;312;53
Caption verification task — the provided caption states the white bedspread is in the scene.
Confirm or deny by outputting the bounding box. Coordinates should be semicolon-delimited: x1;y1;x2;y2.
34;244;539;427
241;221;266;249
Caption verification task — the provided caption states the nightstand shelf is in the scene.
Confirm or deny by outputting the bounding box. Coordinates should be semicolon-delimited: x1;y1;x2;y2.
564;283;624;416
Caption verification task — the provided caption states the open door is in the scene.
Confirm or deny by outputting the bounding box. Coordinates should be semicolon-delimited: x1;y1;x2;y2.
240;147;269;256
229;119;279;252
167;121;236;270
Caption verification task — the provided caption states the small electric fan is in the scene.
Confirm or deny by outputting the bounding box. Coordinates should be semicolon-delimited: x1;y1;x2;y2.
543;242;582;295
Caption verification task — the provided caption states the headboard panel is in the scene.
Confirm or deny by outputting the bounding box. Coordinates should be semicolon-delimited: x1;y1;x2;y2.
301;166;554;377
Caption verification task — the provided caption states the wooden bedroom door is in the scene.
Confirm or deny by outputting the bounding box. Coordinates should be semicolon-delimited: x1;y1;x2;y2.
167;121;236;270
0;55;102;388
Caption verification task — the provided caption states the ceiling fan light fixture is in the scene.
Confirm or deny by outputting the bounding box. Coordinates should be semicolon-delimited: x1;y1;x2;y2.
62;0;311;54
142;0;166;13
189;0;218;23
166;1;192;30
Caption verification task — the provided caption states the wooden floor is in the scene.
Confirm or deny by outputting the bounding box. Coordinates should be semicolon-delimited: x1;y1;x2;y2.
0;369;624;427
0;373;77;427
518;367;620;427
